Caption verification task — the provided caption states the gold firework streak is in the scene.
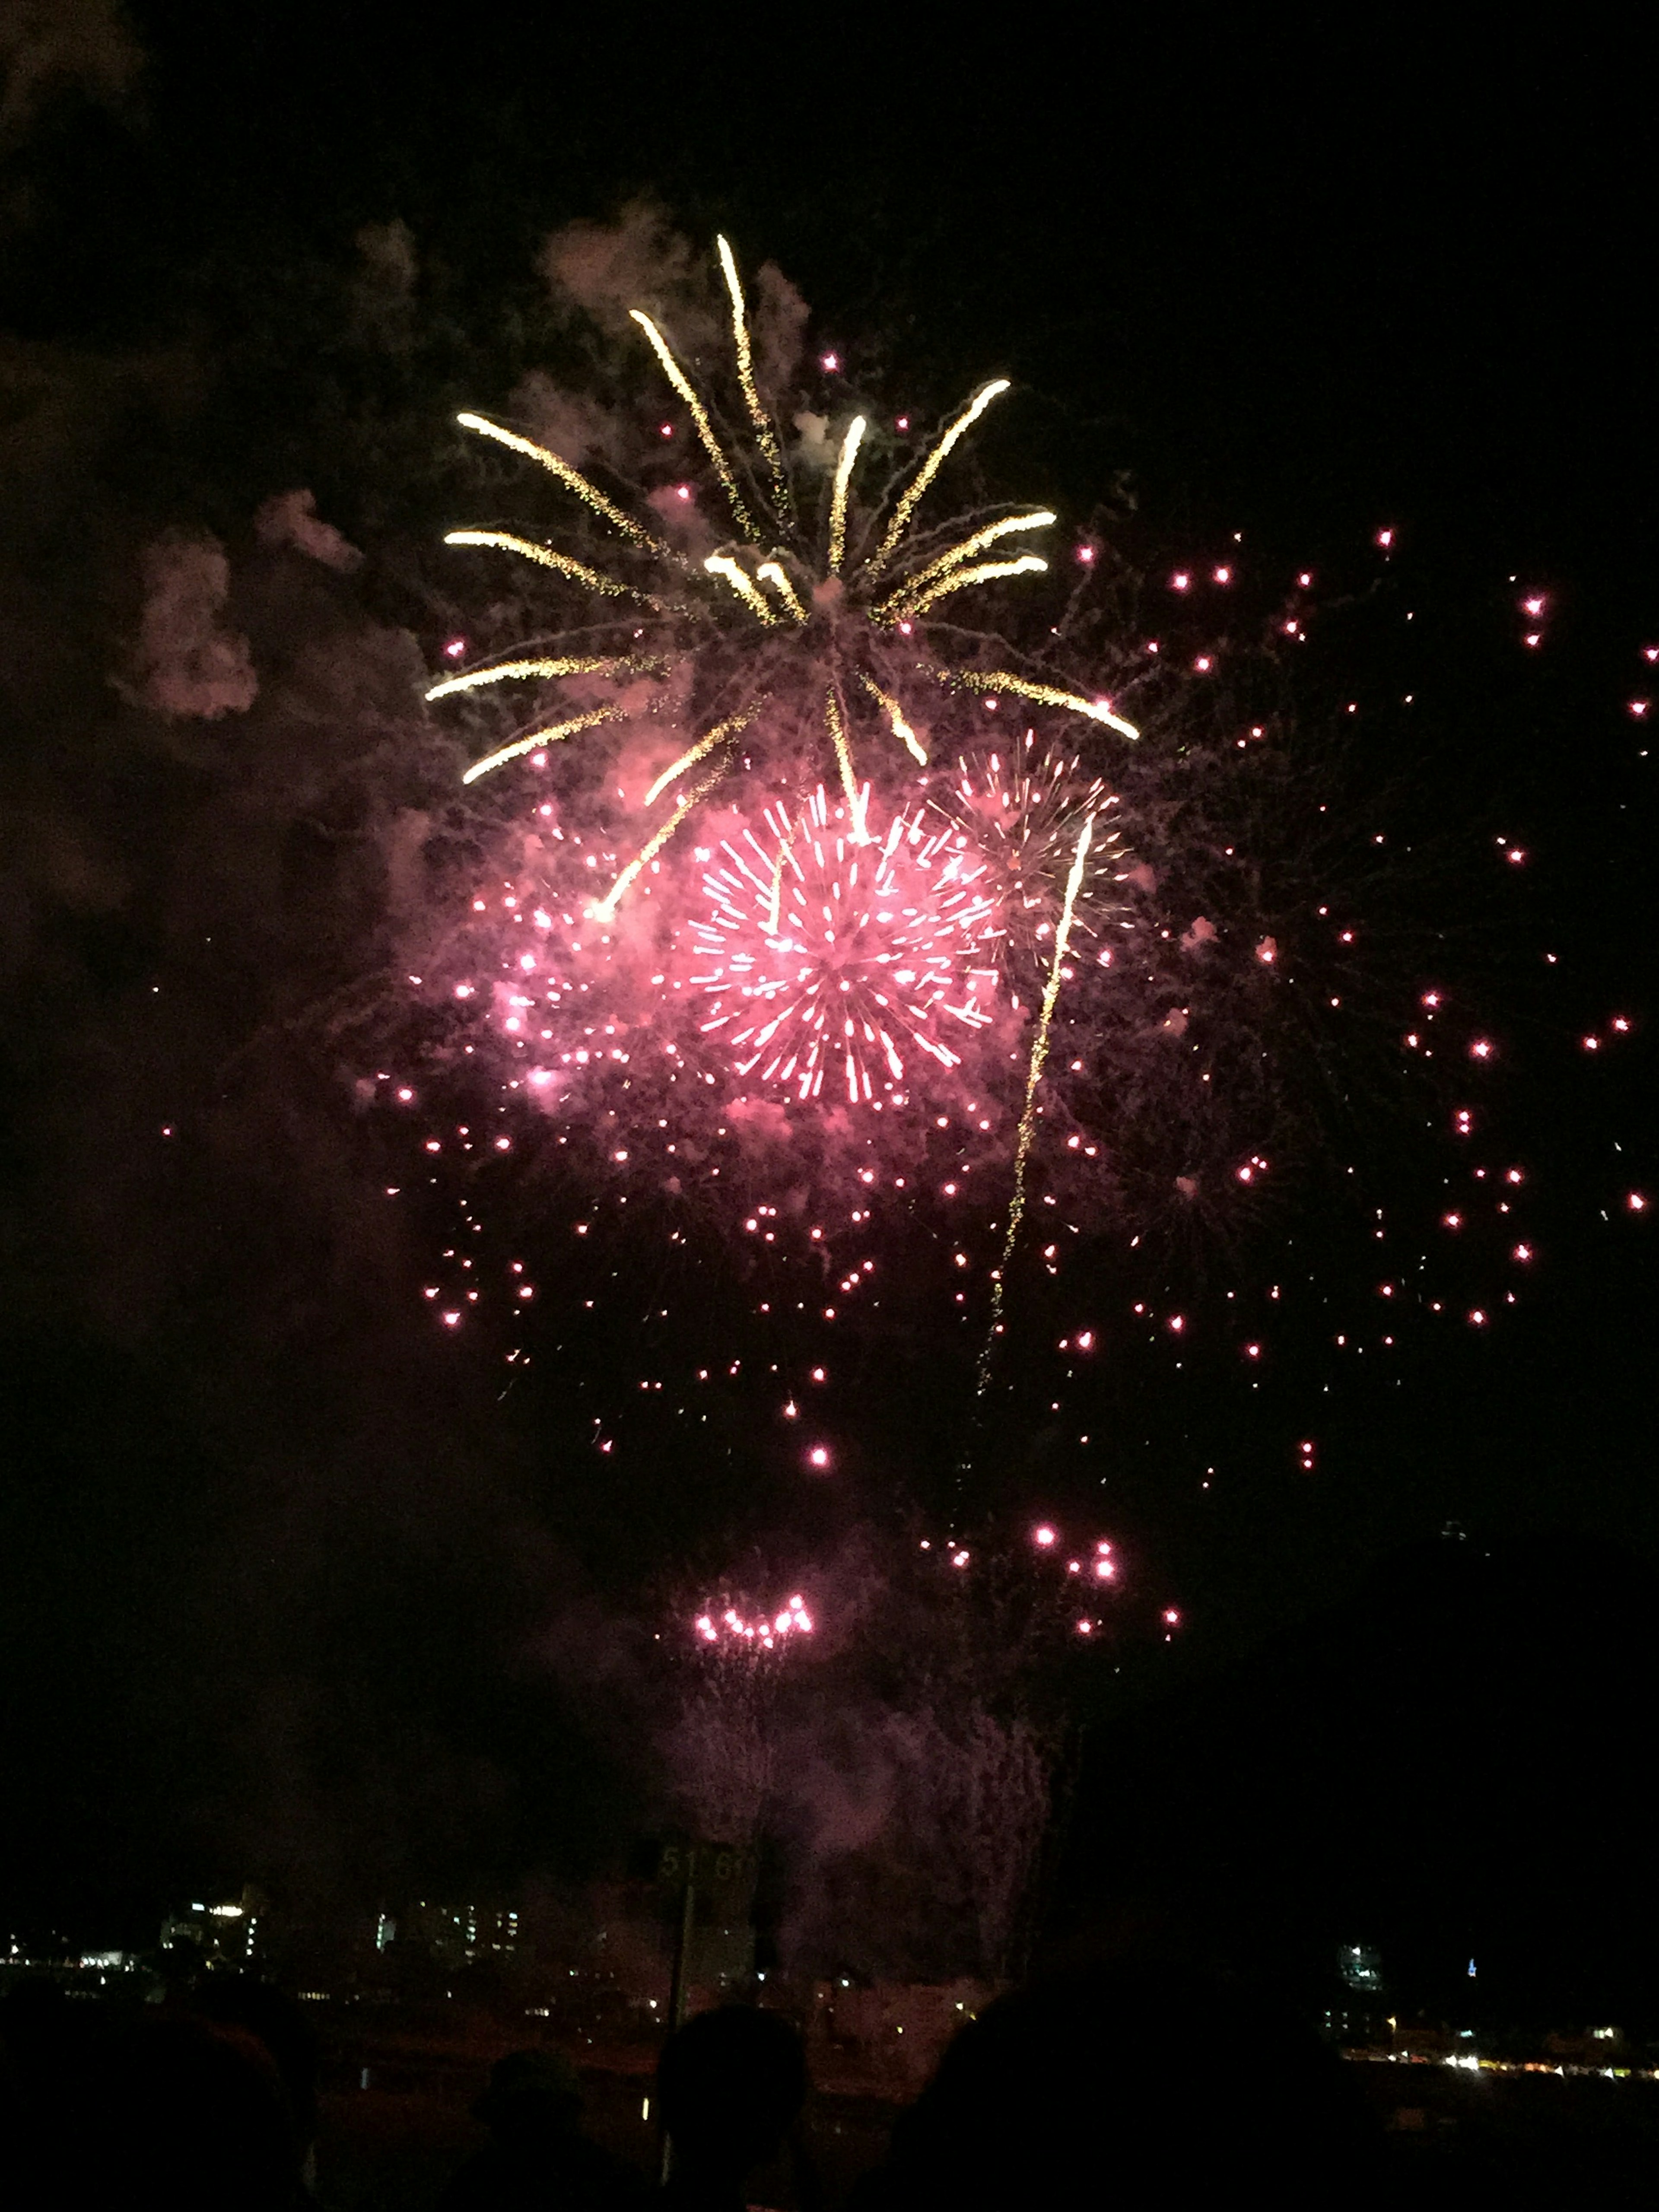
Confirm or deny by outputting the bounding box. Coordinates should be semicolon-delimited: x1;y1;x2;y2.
442;531;664;608
630;311;759;543
756;560;808;621
461;706;630;787
952;671;1141;741
716;235;789;518
899;555;1048;620
858;673;929;764
828;415;867;574
592;764;730;922
877;510;1055;617
978;813;1095;1396
824;684;865;831
866;379;1011;578
426;654;661;703
765;817;798;934
455;413;668;555
644;704;762;807
704;554;779;624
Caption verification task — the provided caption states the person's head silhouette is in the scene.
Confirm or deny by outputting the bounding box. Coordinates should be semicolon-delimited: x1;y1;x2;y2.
657;2005;807;2205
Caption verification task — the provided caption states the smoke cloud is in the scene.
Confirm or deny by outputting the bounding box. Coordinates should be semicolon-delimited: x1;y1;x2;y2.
254;488;364;573
121;531;257;718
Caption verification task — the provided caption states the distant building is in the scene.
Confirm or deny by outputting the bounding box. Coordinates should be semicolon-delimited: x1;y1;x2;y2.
1339;1943;1383;1994
398;1900;520;1966
159;1885;268;1969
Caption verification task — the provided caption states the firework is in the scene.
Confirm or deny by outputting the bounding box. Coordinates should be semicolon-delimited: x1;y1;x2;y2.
690;786;995;1105
693;1592;816;1649
429;241;1140;916
933;740;1132;988
385;232;1572;1540
978;812;1097;1393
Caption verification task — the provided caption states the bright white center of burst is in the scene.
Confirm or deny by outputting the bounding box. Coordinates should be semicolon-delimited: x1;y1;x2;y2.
690;788;994;1106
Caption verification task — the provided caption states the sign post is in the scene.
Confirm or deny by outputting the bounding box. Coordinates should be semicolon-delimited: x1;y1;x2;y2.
647;1837;754;2183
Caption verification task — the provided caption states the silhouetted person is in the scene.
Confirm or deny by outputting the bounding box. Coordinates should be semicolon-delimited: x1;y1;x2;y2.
194;1974;321;2196
0;1977;96;2206
23;2012;305;2210
439;2048;650;2212
656;2005;811;2212
854;1961;1380;2211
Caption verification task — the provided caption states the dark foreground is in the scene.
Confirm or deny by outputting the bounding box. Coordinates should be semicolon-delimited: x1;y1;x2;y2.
314;2035;1659;2208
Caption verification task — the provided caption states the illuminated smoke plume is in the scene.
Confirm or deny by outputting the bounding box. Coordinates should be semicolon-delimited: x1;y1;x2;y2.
659;1525;1120;1981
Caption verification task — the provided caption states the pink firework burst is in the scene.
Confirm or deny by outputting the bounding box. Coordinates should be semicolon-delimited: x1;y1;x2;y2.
690;787;995;1105
932;739;1132;988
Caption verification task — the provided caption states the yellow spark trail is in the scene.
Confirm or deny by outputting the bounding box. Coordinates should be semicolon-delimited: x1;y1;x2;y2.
704;554;778;623
858;673;929;764
824;685;865;831
455;413;667;553
426;654;661;703
756;561;807;621
866;379;1011;579
764;814;798;934
899;554;1047;620
717;235;789;518
442;531;664;607
592;764;728;922
827;415;867;574
644;705;761;806
460;706;630;786
630;311;759;543
950;671;1141;741
877;510;1055;616
977;812;1095;1397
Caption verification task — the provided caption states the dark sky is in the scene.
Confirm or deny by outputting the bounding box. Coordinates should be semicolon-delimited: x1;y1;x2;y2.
1;5;1654;1975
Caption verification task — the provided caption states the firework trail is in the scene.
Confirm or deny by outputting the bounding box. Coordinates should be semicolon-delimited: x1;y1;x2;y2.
978;813;1096;1398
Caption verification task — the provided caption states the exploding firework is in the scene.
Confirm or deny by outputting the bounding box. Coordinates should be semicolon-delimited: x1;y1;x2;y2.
372;220;1592;1552
931;740;1133;993
427;238;1139;922
690;785;994;1104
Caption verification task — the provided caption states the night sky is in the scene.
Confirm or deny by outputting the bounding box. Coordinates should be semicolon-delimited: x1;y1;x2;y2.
2;6;1654;2006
